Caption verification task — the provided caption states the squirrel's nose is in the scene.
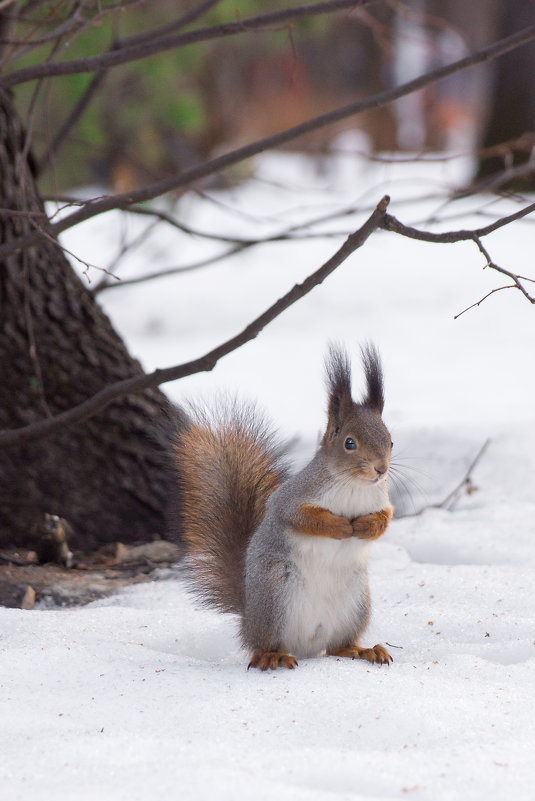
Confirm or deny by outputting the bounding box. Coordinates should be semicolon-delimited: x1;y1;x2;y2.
374;465;388;477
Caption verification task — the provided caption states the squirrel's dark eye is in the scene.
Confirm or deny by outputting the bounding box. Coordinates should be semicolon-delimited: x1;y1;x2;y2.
391;441;394;449
344;437;357;451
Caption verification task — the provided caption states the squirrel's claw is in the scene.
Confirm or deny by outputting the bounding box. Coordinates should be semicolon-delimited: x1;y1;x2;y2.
328;643;392;665
356;644;393;665
248;649;298;671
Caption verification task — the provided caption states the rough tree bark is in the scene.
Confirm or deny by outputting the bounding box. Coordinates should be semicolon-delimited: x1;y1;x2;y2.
0;87;172;552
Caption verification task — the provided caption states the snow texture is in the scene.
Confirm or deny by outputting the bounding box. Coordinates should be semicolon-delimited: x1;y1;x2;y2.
1;151;535;800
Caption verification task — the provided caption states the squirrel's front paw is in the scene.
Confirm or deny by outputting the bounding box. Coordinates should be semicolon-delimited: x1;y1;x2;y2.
351;507;393;541
328;515;354;540
292;504;353;540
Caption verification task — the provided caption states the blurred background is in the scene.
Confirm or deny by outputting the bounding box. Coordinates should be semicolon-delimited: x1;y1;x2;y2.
6;0;535;193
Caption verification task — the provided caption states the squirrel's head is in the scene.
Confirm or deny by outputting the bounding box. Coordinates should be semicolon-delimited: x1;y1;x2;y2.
321;343;392;484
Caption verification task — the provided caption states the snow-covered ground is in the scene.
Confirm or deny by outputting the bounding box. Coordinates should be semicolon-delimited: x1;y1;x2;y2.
2;150;535;800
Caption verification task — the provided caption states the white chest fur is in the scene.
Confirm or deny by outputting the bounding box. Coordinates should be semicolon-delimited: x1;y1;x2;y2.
281;533;371;658
280;477;390;658
317;475;390;518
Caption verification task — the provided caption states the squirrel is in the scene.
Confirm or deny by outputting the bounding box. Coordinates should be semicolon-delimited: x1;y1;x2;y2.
170;343;394;671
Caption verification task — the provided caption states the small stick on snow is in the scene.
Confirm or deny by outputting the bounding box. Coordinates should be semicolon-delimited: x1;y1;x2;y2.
396;438;491;518
436;438;491;511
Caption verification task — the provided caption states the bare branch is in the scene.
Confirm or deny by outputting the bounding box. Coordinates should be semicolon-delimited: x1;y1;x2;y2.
116;0;225;49
471;235;535;305
382;201;535;243
0;6;85;66
3;21;535;262
123;204;351;246
27;215;120;283
92;229;356;294
124;205;257;244
91;244;245;294
0;0;143;69
37;23;535;234
0;196;390;448
91;196;394;294
37;1;225;174
459;157;535;197
381;204;535;309
95;197;535;299
0;1;369;87
89;215;163;292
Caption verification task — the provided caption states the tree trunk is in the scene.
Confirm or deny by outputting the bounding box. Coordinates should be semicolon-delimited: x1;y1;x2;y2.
424;0;499;149
476;0;535;188
0;87;172;553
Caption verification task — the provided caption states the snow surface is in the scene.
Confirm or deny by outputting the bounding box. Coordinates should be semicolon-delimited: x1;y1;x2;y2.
2;150;535;800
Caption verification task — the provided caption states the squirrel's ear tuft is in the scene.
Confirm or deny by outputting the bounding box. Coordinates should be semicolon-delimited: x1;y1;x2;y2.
324;343;353;432
361;342;384;413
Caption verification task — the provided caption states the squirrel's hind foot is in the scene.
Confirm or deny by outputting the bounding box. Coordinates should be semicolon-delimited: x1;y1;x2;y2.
248;649;298;671
328;643;392;665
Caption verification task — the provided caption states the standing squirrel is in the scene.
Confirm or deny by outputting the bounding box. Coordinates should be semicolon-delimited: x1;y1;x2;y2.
170;344;394;670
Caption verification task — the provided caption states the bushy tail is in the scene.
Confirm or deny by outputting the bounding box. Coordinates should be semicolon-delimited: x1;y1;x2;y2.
169;401;288;614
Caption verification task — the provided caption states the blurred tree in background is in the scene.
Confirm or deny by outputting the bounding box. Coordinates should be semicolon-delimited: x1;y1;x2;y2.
475;0;535;188
7;0;400;192
6;0;535;192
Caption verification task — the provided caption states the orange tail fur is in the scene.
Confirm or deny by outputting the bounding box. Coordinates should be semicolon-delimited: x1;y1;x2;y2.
169;402;288;614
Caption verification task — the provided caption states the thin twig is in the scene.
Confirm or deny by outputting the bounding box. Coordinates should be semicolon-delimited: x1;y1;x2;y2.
90;200;385;293
28;218;120;283
0;1;144;69
396;439;491;518
37;69;107;175
435;439;492;511
0;3;85;68
453;286;516;319
457;157;535;197
92;244;247;294
125;204;374;245
91;230;352;294
470;234;535;305
125;205;257;243
381;205;535;310
89;216;162;292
